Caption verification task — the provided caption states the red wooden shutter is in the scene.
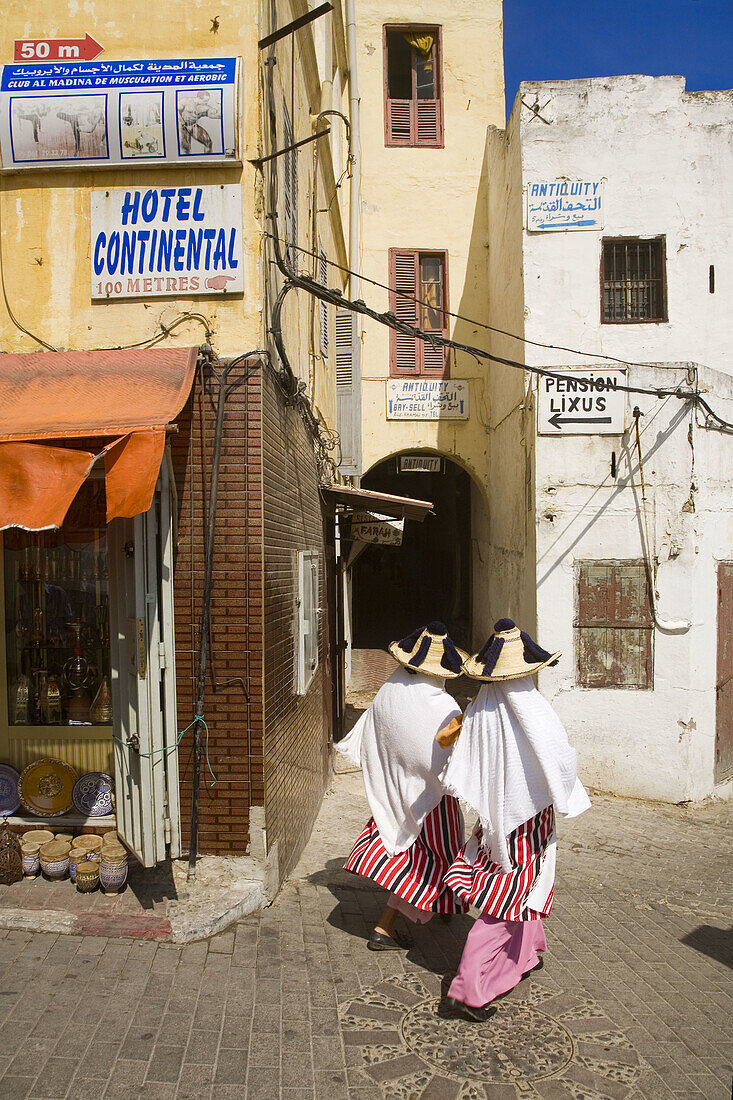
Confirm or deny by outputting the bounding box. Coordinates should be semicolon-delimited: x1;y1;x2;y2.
389;249;419;375
386;100;413;145
416;99;442;146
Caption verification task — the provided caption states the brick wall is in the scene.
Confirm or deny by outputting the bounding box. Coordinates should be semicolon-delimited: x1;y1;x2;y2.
171;366;264;856
261;368;331;884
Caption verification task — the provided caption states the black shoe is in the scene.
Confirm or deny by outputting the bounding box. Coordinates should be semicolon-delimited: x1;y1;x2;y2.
440;996;497;1023
367;929;412;952
521;956;544;981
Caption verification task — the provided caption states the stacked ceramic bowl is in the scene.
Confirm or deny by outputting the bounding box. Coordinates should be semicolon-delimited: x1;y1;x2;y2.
100;835;128;894
39;839;71;880
75;860;100;893
68;845;88;883
74;834;103;861
21;829;54;878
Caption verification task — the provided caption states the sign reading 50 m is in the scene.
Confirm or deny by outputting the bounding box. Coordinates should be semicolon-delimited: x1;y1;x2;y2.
90;185;243;299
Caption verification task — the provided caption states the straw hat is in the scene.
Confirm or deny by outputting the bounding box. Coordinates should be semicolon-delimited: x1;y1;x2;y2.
462;618;561;682
388;621;469;679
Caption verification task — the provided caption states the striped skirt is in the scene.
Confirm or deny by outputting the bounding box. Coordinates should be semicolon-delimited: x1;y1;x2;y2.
444;806;555;922
345;796;467;913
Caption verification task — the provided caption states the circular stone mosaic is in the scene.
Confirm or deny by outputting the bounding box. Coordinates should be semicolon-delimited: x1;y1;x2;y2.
339;971;645;1099
401;999;574;1083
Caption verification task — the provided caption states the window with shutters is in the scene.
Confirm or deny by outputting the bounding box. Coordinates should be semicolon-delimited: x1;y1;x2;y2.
318;248;329;358
282;102;298;265
335;308;354;388
384;26;443;148
602;237;667;323
389;249;449;377
576;561;653;689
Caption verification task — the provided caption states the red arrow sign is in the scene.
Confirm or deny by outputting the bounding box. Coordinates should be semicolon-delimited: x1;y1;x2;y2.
14;34;104;63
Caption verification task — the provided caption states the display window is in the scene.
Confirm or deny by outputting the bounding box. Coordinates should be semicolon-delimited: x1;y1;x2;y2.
4;479;112;729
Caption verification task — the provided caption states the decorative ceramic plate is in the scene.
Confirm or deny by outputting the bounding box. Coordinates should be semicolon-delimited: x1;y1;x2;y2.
18;758;78;817
0;763;21;816
72;773;114;818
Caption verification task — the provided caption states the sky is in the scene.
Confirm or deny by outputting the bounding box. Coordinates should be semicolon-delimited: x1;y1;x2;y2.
503;0;733;117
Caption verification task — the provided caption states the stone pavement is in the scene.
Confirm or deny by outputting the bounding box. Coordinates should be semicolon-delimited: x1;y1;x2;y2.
0;744;731;1099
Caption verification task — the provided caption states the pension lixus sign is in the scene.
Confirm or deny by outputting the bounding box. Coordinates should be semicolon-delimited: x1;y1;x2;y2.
537;369;627;435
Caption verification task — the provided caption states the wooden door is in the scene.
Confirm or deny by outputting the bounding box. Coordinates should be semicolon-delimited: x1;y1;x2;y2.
716;563;733;783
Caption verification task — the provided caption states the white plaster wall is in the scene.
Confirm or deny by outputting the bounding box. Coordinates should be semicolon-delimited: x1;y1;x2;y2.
536;364;733;802
516;75;733;377
504;76;733;802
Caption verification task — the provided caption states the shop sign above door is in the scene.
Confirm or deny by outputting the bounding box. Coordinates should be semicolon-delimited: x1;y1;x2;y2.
350;511;404;546
90;185;244;299
0;57;239;171
526;180;605;231
387;380;469;420
537;369;627;435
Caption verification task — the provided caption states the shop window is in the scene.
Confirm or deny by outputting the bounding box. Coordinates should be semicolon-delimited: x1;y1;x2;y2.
384;26;443;147
602;237;667;323
296;550;319;694
389;248;449;377
576;560;653;689
283;102;298;265
4;479;112;727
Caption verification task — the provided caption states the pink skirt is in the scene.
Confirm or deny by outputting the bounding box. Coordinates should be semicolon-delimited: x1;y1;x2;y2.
448;914;547;1007
444;807;555;921
345;796;466;914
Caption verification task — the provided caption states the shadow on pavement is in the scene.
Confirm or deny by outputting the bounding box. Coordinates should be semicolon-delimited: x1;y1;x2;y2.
680;923;733;969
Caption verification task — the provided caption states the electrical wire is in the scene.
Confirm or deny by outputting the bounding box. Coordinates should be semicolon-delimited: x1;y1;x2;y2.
263;230;656;370
264;216;733;434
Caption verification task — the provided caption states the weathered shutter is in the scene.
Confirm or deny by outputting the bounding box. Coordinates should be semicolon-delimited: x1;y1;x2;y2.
335;308;361;475
576;561;653;689
389;249;419;375
416;99;442;146
386;99;413;145
319;248;329;358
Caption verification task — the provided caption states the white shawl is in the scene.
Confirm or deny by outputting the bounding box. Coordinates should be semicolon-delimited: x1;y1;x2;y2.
335;666;461;855
441;676;590;872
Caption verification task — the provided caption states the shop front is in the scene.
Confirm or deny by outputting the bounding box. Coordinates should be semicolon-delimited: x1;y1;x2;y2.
0;347;196;866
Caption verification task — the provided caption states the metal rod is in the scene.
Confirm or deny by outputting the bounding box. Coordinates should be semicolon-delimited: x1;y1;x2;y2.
250;126;330;168
258;2;333;49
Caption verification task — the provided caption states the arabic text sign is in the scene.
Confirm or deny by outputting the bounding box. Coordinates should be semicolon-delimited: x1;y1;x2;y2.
526;180;604;231
387;380;469;420
0;57;239;171
350;511;404;546
538;369;627;435
90;186;243;299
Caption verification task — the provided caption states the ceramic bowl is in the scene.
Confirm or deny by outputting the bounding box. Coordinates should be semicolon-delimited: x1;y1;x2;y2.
68;849;87;883
23;828;54;846
100;860;128;894
54;833;73;844
75;834;103;851
40;851;69;880
75;861;99;892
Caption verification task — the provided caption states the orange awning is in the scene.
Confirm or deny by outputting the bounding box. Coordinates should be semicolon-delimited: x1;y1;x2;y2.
0;347;198;530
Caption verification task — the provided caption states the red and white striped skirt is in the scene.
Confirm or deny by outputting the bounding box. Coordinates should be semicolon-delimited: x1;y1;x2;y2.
444;806;555;922
345;796;467;914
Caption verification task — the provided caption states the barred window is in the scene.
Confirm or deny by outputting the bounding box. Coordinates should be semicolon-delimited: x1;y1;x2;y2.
602;237;667;323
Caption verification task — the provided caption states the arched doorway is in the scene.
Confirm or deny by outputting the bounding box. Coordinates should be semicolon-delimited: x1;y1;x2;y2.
352;453;472;650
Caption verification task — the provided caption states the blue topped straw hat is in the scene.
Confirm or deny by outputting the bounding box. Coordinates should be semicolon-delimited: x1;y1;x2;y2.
462;618;561;682
388;621;469;679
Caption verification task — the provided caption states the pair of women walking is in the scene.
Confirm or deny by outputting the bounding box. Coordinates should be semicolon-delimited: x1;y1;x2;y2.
336;619;590;1023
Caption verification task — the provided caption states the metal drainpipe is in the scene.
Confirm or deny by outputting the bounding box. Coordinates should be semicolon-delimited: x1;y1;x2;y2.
345;0;363;482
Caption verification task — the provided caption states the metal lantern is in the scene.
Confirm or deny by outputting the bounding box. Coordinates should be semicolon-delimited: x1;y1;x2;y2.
0;819;22;885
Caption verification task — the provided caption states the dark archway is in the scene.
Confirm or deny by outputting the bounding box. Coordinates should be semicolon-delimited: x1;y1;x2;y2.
352;454;472;649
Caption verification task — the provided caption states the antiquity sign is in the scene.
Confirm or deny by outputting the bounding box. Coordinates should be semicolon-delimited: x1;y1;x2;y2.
90;185;244;299
526;180;605;231
387;380;469;420
537;369;627;435
0;57;239;171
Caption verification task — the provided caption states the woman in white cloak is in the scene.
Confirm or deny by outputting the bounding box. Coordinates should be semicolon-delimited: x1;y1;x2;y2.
439;618;591;1021
336;622;469;950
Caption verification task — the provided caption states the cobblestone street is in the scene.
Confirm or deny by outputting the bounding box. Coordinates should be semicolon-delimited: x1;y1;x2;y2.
0;756;731;1100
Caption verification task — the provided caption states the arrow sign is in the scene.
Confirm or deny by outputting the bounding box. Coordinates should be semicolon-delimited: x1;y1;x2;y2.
14;34;104;62
548;413;613;429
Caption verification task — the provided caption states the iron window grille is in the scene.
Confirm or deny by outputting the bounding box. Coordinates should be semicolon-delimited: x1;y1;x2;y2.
601;237;667;323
